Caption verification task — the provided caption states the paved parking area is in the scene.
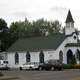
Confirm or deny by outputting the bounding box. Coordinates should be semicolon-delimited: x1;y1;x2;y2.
1;70;80;80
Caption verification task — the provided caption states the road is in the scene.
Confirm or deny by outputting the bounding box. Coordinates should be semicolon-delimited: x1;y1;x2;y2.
1;70;80;80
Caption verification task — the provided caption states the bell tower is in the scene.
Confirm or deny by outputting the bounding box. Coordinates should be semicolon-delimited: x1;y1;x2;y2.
65;10;75;35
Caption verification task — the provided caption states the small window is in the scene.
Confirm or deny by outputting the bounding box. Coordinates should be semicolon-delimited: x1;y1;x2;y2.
73;36;76;39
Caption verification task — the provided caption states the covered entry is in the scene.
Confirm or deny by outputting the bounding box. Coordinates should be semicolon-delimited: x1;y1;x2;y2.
67;49;73;64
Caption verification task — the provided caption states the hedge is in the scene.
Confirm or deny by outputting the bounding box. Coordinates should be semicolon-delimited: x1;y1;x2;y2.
0;72;3;76
63;64;80;69
73;64;80;69
63;64;74;69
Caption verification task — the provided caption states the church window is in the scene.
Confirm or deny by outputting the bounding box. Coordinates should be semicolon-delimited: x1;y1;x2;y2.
76;49;80;61
59;51;63;63
26;51;30;62
15;52;19;64
0;54;3;60
73;36;76;39
67;49;73;64
39;51;44;63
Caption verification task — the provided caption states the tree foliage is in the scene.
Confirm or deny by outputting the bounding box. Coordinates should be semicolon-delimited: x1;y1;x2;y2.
0;18;18;51
0;18;62;51
9;18;62;38
0;18;7;30
0;18;9;51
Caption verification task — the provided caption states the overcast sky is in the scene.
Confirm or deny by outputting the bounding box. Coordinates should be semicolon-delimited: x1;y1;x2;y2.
0;0;80;30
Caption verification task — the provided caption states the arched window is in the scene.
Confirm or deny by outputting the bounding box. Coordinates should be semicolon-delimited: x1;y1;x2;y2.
39;51;44;63
0;54;3;60
26;51;30;62
15;52;19;64
59;51;63;63
76;49;80;61
67;49;73;64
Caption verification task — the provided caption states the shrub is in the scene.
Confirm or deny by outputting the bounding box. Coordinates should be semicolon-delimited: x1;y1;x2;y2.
73;64;80;69
0;72;3;76
63;64;74;69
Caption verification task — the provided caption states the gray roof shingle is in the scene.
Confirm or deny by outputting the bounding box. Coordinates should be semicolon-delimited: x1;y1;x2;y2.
7;33;65;52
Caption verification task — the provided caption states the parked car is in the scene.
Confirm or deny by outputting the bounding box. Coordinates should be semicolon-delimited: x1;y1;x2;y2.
38;60;63;71
0;60;10;70
19;62;39;70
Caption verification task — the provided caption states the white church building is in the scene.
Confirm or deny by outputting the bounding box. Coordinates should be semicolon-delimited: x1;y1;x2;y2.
1;10;80;68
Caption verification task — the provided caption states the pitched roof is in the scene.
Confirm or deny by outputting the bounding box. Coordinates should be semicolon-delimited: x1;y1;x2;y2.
65;10;74;23
7;33;65;52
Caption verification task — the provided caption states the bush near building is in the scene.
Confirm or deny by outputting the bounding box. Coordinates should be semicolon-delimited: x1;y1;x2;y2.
73;64;80;69
63;64;80;69
0;72;3;76
63;64;74;69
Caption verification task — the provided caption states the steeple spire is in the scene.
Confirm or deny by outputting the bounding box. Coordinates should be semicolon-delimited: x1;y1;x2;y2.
65;10;75;35
65;10;74;23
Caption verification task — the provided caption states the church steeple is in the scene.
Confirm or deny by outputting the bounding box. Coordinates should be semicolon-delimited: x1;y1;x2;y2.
65;10;75;35
65;10;74;23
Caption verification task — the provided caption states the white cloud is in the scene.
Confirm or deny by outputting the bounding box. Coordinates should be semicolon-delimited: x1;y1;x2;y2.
0;0;80;29
12;11;29;17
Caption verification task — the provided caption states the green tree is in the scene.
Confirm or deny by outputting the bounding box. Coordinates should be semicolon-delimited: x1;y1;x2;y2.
10;18;33;38
9;18;62;38
0;18;7;30
33;19;62;35
0;18;9;51
50;20;61;33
